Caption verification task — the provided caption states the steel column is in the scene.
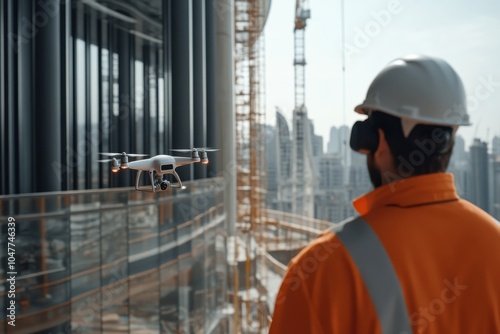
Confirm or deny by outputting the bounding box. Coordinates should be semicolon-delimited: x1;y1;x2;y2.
193;0;207;180
117;28;132;187
33;0;61;192
205;0;217;178
170;0;194;181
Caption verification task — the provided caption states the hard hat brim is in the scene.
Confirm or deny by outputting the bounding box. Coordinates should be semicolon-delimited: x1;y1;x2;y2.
354;103;472;127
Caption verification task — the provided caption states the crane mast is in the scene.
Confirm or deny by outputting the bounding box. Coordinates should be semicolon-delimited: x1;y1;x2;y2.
294;0;310;109
291;0;315;218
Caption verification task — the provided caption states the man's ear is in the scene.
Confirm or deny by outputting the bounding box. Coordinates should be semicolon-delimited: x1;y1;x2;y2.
375;129;390;158
374;128;396;180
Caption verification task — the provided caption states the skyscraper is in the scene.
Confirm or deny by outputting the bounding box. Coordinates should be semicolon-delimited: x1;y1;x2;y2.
327;125;350;160
309;120;324;157
327;127;339;154
448;135;469;198
451;135;467;165
493;136;500;155
469;138;489;212
317;154;344;189
492;154;500;220
313;135;324;157
314;154;348;223
266;125;278;209
276;110;293;212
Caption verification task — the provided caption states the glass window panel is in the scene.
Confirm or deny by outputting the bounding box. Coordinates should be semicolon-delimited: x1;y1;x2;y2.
112;53;119;117
128;199;160;332
90;43;99;189
70;211;100;277
70;205;101;332
128;203;158;268
160;261;178;333
191;227;206;332
12;217;72;333
149;60;158;154
135;60;145;153
100;207;129;333
158;77;165;153
101;46;110;187
178;258;191;333
76;38;86;190
71;288;102;333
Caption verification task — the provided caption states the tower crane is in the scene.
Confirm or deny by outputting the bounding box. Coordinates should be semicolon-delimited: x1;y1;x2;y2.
294;0;310;109
291;0;315;218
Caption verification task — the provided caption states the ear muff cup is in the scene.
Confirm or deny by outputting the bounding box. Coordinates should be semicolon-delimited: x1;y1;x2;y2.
350;118;379;154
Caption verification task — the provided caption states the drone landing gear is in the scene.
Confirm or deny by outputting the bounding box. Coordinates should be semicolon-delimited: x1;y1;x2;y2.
134;170;165;192
134;170;186;192
169;170;186;190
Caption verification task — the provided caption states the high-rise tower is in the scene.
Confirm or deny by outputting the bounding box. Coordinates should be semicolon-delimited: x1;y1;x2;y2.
492;154;500;220
276;110;293;213
469;138;489;212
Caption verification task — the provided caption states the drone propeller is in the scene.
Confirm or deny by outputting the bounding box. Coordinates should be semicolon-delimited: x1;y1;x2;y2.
97;159;114;163
171;147;219;152
99;152;148;157
127;153;148;157
170;149;193;153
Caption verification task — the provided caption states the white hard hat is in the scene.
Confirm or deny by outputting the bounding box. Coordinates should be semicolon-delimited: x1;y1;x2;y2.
355;54;471;137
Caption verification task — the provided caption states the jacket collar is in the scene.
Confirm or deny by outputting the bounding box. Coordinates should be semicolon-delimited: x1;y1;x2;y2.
353;173;459;216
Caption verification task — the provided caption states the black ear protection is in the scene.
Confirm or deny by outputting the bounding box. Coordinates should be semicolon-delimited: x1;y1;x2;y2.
350;114;454;156
349;117;379;154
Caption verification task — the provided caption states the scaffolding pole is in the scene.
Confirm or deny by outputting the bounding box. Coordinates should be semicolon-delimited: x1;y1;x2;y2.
234;0;268;332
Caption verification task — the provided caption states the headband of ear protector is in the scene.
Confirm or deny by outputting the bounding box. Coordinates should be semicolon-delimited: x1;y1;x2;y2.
349;116;379;155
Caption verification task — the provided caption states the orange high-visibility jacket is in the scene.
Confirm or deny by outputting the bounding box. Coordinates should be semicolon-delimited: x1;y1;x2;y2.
269;173;500;334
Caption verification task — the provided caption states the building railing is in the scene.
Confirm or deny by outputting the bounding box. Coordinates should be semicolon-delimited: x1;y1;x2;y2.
265;209;334;231
258;209;336;318
263;209;333;253
0;178;228;334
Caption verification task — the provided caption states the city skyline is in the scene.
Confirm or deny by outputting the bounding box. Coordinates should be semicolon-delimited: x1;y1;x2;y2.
266;111;500;222
264;0;500;151
279;115;500;155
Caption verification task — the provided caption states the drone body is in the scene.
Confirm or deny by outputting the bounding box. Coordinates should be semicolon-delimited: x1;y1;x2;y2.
98;148;215;192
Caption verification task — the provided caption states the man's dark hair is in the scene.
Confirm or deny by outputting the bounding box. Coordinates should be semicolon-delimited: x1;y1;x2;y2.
372;111;455;177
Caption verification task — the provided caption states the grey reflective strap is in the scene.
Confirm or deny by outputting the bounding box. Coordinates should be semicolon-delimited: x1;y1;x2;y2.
332;217;412;334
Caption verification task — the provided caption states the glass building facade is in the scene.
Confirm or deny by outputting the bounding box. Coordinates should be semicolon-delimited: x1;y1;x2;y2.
0;180;229;333
1;0;236;332
0;0;228;195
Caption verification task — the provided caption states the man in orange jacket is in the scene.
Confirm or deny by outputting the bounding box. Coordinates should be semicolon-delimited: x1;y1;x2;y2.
269;55;500;334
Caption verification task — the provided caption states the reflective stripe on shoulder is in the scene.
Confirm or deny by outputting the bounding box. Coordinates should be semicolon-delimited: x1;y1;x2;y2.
331;216;412;334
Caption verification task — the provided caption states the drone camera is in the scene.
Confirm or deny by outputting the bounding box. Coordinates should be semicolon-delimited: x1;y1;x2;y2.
160;180;170;191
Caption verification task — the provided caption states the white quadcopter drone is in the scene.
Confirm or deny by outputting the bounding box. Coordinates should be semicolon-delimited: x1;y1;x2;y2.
98;148;217;192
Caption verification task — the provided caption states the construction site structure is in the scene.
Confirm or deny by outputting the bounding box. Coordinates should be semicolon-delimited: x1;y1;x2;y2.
234;0;271;332
291;0;316;218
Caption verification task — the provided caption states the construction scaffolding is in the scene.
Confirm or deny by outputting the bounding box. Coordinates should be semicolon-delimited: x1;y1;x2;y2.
234;0;269;332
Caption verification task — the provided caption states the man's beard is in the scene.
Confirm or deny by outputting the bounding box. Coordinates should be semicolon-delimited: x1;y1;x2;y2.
367;153;383;189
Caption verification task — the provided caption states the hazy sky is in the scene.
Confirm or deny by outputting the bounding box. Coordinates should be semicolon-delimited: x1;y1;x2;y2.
264;0;500;151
